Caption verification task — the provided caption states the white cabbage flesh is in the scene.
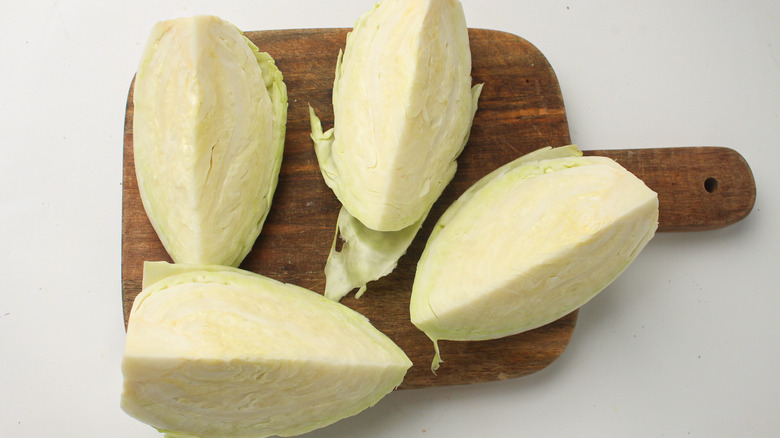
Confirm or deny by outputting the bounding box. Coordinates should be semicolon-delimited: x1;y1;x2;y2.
121;262;412;438
133;15;287;267
310;0;482;300
410;146;659;371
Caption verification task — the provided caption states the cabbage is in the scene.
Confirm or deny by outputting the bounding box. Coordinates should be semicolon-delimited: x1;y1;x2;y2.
133;15;287;267
410;146;659;370
310;0;482;300
121;262;412;438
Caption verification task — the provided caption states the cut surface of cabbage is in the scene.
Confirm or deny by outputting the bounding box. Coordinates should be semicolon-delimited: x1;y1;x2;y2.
133;15;287;267
121;262;412;438
410;146;659;370
310;0;482;300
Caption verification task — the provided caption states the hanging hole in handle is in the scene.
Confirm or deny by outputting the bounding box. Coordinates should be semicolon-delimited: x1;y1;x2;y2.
704;177;719;193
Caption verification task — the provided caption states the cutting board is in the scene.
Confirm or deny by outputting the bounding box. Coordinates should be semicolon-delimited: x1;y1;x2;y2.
122;28;755;389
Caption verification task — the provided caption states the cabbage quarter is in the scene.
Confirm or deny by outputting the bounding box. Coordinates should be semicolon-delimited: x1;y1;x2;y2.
310;0;482;300
133;16;287;267
122;262;412;438
410;146;659;371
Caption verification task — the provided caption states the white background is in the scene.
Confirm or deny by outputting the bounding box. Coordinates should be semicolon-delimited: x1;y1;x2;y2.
1;1;778;437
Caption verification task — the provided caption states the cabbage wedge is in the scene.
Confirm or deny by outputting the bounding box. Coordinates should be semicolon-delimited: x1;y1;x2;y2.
310;0;482;300
121;262;412;438
410;146;659;371
133;15;287;267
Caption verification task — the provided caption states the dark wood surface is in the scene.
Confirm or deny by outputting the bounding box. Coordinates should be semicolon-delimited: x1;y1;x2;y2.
122;28;755;389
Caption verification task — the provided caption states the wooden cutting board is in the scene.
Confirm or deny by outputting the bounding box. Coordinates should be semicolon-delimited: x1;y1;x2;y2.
122;28;755;389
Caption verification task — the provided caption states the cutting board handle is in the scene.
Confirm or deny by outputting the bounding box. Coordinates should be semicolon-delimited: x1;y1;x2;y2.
587;147;755;232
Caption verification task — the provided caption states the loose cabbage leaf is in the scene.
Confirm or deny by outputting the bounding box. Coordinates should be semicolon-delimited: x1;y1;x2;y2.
321;206;428;301
410;146;659;371
122;262;412;438
310;0;481;299
133;15;287;267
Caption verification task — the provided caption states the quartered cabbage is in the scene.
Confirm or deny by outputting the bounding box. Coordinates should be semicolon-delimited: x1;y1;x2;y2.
133;15;287;267
410;146;659;371
122;262;412;438
310;0;482;300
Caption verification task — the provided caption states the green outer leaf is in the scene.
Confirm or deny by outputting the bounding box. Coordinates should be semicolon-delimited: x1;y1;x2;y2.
322;206;428;301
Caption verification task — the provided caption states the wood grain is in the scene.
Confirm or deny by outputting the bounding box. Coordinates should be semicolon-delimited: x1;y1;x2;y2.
122;28;755;389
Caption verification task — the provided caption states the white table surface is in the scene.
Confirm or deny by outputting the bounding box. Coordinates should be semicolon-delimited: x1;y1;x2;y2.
2;1;778;437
